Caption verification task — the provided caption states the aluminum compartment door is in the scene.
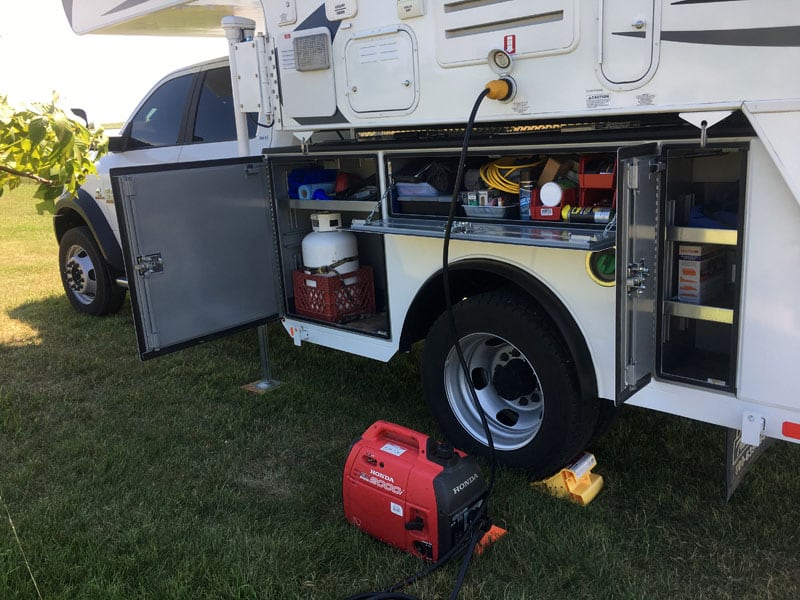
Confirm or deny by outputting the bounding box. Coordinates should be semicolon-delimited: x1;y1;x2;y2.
112;158;279;360
616;145;660;404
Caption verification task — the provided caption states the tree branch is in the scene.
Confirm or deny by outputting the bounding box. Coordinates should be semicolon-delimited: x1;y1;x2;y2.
0;165;55;186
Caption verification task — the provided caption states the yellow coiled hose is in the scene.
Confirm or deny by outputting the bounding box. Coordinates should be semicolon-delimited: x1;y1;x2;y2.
479;157;544;194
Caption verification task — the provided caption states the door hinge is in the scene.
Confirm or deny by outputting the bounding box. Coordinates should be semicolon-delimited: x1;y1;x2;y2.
134;253;163;276
120;176;136;200
288;324;309;347
625;159;639;191
741;411;766;447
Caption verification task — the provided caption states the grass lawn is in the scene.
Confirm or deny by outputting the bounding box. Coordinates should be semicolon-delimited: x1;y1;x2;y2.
1;183;799;599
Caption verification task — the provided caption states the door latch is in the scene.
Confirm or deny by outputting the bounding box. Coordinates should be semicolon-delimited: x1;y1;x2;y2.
134;253;163;276
626;258;650;296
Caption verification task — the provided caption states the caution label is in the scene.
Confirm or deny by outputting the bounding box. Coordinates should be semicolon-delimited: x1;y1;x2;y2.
586;92;611;109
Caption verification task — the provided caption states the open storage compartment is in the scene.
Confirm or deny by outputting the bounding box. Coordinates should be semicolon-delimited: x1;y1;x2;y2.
268;152;390;338
657;145;746;390
360;149;617;252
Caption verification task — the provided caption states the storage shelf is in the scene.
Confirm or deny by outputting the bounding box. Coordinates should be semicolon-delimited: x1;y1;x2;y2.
663;299;734;324
289;199;377;212
667;226;737;245
351;217;615;251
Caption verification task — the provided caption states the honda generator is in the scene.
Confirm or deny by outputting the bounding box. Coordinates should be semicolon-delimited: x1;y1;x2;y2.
343;421;488;561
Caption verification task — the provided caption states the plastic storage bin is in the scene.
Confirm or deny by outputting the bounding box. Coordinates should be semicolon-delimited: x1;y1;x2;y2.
532;186;576;221
579;155;616;189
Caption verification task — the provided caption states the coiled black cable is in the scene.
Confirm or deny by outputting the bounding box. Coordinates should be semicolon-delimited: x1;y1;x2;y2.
345;87;496;600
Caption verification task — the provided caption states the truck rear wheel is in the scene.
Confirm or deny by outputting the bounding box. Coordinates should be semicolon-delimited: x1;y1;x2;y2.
421;291;598;479
59;226;126;316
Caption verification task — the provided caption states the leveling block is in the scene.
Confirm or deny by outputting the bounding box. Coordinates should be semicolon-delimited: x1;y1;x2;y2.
532;452;604;506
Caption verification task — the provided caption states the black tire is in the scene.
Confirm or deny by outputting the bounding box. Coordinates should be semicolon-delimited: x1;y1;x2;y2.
421;291;599;479
588;400;622;448
58;226;126;316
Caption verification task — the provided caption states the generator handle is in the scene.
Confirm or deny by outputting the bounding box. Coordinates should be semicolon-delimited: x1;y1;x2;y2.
364;420;427;453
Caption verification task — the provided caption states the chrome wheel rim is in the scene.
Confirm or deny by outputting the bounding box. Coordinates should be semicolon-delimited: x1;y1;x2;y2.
64;244;97;305
444;332;544;451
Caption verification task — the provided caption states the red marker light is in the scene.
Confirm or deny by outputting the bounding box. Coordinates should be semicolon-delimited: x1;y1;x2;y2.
782;421;800;440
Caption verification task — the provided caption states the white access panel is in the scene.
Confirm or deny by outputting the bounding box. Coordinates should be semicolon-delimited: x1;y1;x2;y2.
276;27;337;119
326;0;358;20
232;35;270;114
277;0;297;25
345;27;418;114
599;0;660;86
435;0;578;67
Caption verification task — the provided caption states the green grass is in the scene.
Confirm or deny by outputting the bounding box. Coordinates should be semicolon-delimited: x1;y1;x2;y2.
1;183;799;599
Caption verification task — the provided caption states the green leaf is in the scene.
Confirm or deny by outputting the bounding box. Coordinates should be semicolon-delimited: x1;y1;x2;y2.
42;185;64;201
1;94;107;204
28;117;48;147
33;183;51;199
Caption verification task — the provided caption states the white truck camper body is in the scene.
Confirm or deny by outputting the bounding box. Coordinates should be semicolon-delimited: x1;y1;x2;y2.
63;0;800;484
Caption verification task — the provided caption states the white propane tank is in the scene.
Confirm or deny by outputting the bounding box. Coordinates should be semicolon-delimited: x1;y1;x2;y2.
302;213;359;277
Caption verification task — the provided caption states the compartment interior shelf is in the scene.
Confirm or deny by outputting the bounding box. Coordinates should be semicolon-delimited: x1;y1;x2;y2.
663;299;734;324
351;217;616;250
667;226;737;245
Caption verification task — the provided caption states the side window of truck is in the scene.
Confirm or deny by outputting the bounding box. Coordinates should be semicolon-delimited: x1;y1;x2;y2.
127;73;194;148
191;66;257;143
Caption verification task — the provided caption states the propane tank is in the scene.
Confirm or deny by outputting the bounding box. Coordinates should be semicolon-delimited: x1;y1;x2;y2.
302;212;359;276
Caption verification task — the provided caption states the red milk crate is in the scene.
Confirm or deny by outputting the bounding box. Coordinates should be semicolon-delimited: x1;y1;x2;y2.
292;266;375;323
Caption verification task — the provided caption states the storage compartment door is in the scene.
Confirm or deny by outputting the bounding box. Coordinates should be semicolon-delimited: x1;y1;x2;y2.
345;26;418;114
112;158;280;360
616;145;659;404
600;0;659;85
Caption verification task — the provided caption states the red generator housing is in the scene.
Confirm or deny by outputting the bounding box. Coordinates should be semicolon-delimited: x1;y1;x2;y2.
343;421;487;561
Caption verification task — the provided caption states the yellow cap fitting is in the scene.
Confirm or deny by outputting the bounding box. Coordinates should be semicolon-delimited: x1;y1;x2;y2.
485;79;512;101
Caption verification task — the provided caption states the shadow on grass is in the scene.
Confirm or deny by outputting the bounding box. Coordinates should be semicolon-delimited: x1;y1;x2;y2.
2;296;799;599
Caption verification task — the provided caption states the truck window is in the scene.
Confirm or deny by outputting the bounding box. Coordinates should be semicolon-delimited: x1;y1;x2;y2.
191;66;257;143
127;73;194;148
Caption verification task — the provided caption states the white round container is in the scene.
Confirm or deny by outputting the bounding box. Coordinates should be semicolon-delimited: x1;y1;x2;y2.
539;181;563;207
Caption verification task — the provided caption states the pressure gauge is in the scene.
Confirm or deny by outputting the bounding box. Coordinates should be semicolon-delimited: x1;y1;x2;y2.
488;49;513;75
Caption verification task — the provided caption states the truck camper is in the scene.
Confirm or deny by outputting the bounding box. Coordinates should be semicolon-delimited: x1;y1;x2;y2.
61;0;800;487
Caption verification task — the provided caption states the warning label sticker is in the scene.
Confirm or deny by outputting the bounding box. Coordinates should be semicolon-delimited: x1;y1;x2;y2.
636;93;655;106
381;443;407;456
586;92;611;109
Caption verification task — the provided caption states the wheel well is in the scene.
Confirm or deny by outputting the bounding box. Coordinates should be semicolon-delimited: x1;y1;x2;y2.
400;259;598;401
53;207;89;243
53;190;125;272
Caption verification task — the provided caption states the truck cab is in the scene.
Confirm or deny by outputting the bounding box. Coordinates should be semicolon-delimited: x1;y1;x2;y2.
53;56;282;315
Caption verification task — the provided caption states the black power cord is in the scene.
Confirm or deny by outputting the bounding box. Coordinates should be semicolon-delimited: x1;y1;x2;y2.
441;86;496;600
346;87;496;600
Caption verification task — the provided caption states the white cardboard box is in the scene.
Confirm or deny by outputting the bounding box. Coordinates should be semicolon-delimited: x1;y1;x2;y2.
677;245;724;304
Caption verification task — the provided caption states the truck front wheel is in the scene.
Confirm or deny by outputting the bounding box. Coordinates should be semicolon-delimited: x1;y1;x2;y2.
59;226;126;316
421;291;598;479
